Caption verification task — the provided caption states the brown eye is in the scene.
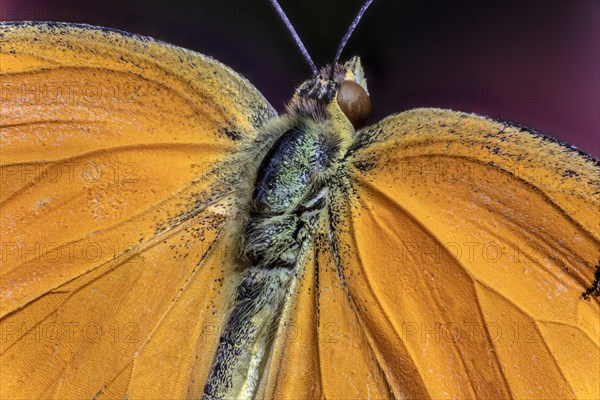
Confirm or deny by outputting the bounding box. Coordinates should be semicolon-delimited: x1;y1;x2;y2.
337;80;371;130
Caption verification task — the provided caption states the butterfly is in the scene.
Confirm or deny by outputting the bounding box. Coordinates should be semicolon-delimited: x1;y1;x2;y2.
1;0;599;398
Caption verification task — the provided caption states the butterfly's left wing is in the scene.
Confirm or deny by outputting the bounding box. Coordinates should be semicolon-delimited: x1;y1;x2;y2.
0;22;275;399
327;108;599;399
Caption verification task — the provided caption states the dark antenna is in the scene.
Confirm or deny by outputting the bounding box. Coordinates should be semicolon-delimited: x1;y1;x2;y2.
332;0;374;68
269;0;318;76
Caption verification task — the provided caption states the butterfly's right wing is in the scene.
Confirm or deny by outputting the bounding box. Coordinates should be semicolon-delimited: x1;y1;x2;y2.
0;22;275;399
323;108;599;399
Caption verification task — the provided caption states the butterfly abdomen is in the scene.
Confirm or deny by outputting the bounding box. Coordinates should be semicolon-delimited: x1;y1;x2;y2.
203;266;291;399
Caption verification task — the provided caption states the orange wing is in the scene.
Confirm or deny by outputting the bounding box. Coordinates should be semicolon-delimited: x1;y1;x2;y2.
0;22;275;399
322;108;599;399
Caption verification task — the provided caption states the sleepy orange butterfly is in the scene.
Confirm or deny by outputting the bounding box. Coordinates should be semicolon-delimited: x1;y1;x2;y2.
1;0;599;398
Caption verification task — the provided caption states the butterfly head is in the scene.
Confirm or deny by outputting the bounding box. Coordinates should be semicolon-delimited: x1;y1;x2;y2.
272;0;374;131
288;56;371;131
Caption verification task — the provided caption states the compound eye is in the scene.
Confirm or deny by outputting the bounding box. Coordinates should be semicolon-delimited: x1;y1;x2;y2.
337;80;371;130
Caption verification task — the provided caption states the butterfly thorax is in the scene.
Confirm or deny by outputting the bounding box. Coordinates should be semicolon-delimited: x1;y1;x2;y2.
243;122;345;267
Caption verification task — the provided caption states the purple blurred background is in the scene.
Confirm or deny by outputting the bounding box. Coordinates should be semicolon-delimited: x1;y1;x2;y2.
2;0;598;157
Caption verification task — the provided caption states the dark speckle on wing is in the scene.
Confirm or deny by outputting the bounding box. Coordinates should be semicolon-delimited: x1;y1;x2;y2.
221;128;242;141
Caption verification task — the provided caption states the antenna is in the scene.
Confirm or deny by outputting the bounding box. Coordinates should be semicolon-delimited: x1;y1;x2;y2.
332;0;374;68
269;0;318;76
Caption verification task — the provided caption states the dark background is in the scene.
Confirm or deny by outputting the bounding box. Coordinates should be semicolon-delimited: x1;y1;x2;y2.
2;0;598;157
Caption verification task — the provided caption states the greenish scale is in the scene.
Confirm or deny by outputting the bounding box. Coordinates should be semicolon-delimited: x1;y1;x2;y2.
203;58;366;400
